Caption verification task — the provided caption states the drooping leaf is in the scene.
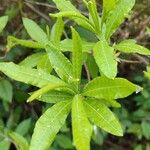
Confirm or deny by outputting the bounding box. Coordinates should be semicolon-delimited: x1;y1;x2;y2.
8;131;29;150
105;0;135;40
7;36;44;51
114;40;150;55
0;62;64;88
37;54;53;73
0;16;8;33
51;17;64;43
93;40;117;79
72;95;92;150
38;90;73;103
19;53;45;68
15;118;31;136
46;44;73;82
23;18;49;44
84;99;123;136
60;39;95;52
83;76;142;100
27;83;67;102
71;28;83;85
29;101;71;150
0;79;13;103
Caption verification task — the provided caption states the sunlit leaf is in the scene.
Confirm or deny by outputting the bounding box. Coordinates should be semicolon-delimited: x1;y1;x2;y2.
29;101;71;150
0;16;8;33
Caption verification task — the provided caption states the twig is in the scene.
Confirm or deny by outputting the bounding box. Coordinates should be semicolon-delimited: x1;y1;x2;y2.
133;54;150;65
84;63;90;81
24;2;50;22
119;58;141;64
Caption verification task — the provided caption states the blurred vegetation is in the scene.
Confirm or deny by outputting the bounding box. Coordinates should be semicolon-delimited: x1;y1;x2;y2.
0;0;150;150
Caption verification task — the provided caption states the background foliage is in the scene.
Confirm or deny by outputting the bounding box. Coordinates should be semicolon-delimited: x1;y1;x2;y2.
0;0;150;149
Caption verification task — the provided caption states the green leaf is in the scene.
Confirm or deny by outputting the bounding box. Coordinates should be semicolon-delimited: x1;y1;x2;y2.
0;62;64;88
23;18;49;44
7;36;44;51
52;0;95;32
84;99;123;136
27;83;67;102
71;28;82;85
46;44;73;82
51;17;64;43
93;40;117;79
102;0;118;21
19;53;45;68
38;90;73;103
0;16;8;33
0;139;10;150
29;101;71;150
0;79;13;103
83;76;142;100
15;118;31;136
141;122;150;139
105;0;135;40
72;95;92;150
114;40;150;55
60;39;95;52
8;131;29;150
144;67;150;79
37;54;53;73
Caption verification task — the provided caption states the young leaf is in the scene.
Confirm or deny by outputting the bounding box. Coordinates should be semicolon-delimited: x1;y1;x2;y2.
60;39;95;52
72;95;92;150
46;44;73;82
93;40;117;79
83;76;142;100
71;28;83;85
19;53;45;68
38;90;73;103
84;99;123;136
8;131;29;150
37;54;53;73
0;139;10;150
0;16;8;33
0;62;64;88
0;79;13;103
23;18;49;44
7;36;44;51
105;0;135;40
27;83;67;102
51;17;64;43
29;100;71;150
114;40;150;55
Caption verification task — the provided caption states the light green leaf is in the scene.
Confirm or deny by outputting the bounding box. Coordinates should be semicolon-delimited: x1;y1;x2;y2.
37;54;53;73
0;62;64;88
19;53;45;68
114;40;150;55
15;118;31;136
46;44;73;82
8;131;29;150
147;28;150;36
71;28;82;85
93;40;117;79
38;90;73;103
60;39;95;52
102;0;118;21
83;76;142;100
72;95;92;150
144;67;150;79
84;99;123;136
29;101;71;150
7;36;44;51
0;139;10;150
23;18;49;44
141;122;150;139
105;0;135;40
0;79;13;103
27;83;67;102
51;17;64;43
0;16;8;33
52;0;95;32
